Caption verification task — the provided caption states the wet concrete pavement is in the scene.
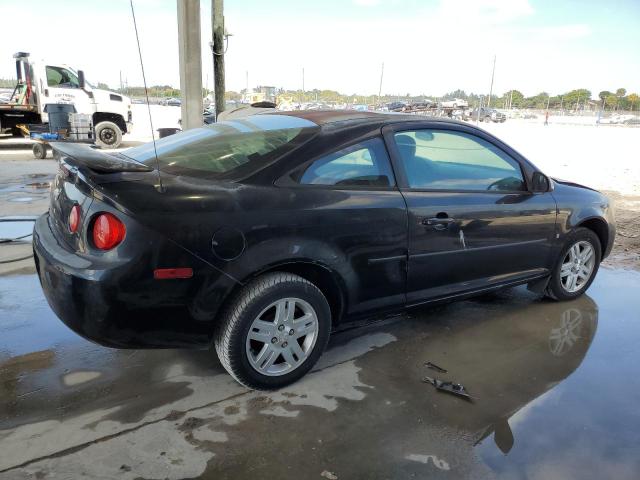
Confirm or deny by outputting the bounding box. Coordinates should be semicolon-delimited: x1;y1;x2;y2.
1;265;639;479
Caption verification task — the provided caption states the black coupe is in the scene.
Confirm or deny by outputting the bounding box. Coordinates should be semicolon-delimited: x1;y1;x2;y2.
34;111;615;389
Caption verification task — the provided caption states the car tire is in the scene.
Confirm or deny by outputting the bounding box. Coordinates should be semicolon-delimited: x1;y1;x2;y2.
214;272;331;390
95;121;123;149
545;228;601;301
32;143;47;159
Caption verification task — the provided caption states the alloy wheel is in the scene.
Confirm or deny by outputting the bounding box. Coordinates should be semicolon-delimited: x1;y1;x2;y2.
560;240;595;293
245;297;319;376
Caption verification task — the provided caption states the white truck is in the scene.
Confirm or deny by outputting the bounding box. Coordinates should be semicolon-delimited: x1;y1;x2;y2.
0;52;132;148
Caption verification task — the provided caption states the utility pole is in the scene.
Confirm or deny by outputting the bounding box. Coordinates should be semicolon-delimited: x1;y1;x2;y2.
212;0;226;118
509;89;513;110
377;62;384;107
177;0;203;130
487;55;496;107
302;67;305;93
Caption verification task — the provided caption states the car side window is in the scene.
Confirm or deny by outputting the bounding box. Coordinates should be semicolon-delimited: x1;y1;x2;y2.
46;66;80;88
291;137;395;187
394;130;526;192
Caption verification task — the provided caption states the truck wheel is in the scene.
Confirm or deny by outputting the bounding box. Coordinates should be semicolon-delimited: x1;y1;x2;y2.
215;272;331;390
95;121;123;149
32;143;47;159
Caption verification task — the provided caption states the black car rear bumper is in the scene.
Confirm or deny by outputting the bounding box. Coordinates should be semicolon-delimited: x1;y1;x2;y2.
33;213;230;349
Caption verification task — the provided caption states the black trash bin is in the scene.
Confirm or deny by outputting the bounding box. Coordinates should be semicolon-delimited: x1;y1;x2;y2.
157;128;181;138
44;104;76;133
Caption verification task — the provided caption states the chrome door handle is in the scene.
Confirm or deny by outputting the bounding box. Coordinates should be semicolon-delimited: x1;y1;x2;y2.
423;217;454;226
423;217;454;231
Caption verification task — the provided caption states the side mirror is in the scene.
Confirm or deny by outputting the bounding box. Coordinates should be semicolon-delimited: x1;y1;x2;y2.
78;70;86;89
531;171;550;192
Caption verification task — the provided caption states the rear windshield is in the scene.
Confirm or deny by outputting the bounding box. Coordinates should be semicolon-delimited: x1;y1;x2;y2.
123;115;319;180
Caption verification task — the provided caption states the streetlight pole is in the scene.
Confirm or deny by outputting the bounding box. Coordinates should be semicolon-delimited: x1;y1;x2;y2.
377;62;384;108
487;54;496;107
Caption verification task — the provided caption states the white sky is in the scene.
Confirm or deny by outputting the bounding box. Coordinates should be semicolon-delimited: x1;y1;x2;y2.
1;0;638;98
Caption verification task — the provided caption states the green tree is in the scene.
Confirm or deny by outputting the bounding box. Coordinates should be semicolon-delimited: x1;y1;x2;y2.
627;93;639;111
615;88;627;111
598;90;612;109
0;78;17;88
562;89;592;110
605;94;618;109
502;90;524;108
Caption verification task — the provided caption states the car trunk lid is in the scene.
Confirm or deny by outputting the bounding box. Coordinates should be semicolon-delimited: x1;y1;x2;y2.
48;143;153;251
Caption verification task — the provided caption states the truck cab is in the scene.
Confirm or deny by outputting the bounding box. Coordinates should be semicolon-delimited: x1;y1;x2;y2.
0;52;133;148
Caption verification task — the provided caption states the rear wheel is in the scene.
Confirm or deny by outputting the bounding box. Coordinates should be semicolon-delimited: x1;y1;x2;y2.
32;143;47;159
545;228;601;301
95;121;123;149
215;272;331;389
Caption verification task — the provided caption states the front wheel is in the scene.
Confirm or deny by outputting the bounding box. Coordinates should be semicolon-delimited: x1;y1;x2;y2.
95;121;123;149
215;272;331;390
545;228;601;301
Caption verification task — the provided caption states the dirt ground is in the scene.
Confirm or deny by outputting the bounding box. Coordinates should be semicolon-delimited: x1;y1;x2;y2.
601;191;640;270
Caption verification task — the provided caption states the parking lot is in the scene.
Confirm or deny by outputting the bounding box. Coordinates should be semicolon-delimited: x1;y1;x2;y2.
1;113;640;479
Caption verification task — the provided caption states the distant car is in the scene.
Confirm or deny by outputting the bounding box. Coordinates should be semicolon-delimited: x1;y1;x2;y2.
602;114;636;125
35;111;615;389
387;102;406;112
441;98;469;108
623;117;640;125
131;98;146;105
166;97;182;107
409;100;436;111
472;107;507;123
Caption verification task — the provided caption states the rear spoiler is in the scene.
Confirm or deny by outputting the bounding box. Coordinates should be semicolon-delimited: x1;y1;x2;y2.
50;143;153;173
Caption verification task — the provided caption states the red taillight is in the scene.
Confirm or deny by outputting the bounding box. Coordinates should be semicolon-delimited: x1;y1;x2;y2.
69;205;81;233
92;213;126;250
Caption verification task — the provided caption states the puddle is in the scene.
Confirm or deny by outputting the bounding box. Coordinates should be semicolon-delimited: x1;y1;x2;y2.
0;173;53;198
0;219;36;241
0;269;639;479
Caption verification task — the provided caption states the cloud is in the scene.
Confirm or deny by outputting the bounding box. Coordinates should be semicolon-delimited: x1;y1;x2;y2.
353;0;382;6
437;0;534;25
537;24;592;39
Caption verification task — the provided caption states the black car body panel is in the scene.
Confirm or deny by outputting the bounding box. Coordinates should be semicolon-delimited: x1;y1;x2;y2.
34;111;615;349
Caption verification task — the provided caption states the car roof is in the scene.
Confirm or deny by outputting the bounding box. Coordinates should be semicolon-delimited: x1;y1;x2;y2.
264;109;467;129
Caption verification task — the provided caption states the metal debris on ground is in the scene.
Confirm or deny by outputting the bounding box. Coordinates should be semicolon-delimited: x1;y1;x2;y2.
424;361;447;373
320;470;338;480
423;376;473;401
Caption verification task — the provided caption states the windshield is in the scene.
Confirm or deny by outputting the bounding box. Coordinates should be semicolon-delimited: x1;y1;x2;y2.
123;115;319;180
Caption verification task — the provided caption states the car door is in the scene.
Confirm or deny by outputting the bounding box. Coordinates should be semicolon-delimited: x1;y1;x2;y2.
43;65;92;113
277;136;408;315
383;123;557;303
